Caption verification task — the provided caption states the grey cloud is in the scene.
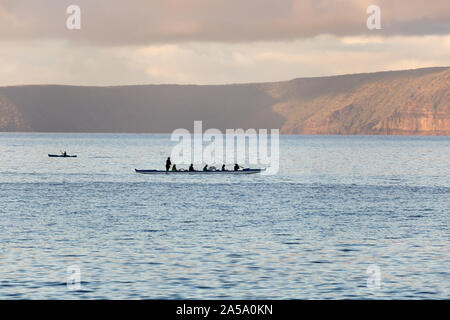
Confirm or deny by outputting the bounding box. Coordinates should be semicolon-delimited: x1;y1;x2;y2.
0;0;449;45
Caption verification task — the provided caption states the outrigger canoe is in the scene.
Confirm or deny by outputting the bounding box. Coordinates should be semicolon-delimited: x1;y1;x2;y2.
48;154;77;158
135;168;263;174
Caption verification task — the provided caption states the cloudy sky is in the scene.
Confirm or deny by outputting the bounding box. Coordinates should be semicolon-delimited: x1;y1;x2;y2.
0;0;449;86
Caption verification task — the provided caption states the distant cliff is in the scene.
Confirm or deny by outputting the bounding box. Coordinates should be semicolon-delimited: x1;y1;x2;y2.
267;67;450;135
0;67;449;135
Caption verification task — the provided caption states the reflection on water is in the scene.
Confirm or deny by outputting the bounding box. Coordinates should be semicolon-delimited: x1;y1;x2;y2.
0;133;449;299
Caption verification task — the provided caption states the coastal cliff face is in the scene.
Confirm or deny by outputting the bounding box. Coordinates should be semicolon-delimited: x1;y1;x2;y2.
373;106;450;135
0;67;449;135
0;93;29;131
268;67;450;135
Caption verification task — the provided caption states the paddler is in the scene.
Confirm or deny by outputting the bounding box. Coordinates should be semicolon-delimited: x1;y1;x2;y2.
234;163;241;171
166;157;172;172
189;164;195;172
221;164;226;171
171;164;178;172
203;164;208;171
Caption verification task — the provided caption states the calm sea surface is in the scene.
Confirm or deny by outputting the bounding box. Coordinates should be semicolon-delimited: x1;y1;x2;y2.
0;133;449;299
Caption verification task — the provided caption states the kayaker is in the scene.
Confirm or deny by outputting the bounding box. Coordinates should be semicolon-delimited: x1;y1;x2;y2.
189;164;195;172
221;164;226;171
171;164;178;172
62;151;67;157
166;157;172;172
234;163;240;171
203;164;208;171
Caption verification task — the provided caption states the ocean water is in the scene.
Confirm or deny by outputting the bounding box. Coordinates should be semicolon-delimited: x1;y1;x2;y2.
0;133;449;299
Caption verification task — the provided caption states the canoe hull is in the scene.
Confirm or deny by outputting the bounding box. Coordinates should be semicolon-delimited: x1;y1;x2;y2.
48;154;77;158
135;169;263;174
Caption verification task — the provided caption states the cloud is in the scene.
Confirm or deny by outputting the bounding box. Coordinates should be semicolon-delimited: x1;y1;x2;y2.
0;1;449;86
1;35;450;86
0;0;449;45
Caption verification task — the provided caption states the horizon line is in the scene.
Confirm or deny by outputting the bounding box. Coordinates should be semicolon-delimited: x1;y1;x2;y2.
1;66;448;88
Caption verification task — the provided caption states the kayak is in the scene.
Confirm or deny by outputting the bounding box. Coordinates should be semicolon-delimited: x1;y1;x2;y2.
135;168;263;174
48;154;77;158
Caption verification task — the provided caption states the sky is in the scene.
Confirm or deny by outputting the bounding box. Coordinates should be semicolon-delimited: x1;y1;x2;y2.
0;0;449;86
